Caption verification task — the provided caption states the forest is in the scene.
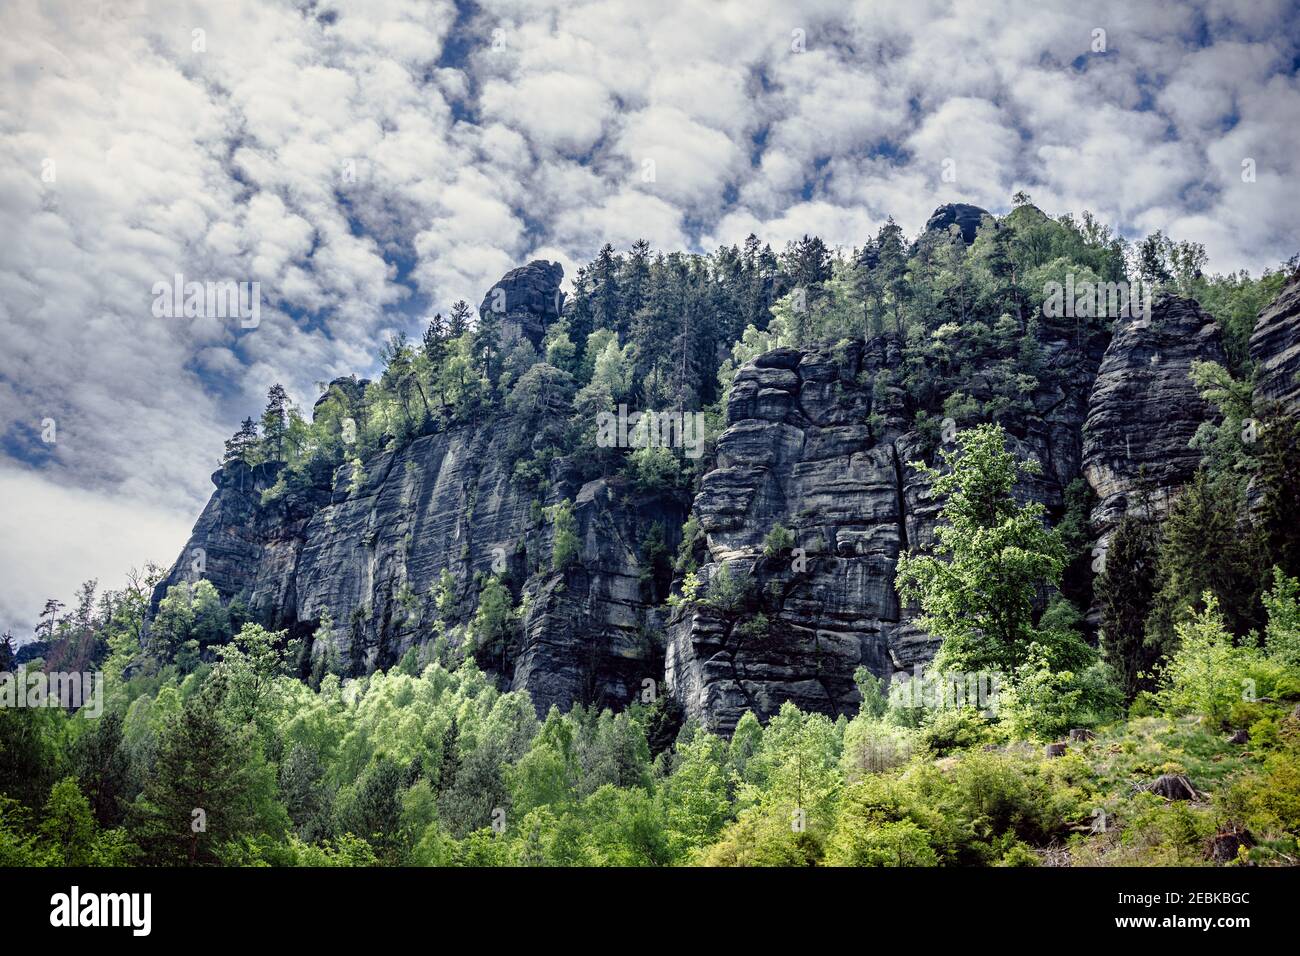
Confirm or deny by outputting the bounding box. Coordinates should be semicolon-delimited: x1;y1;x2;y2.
3;197;1299;867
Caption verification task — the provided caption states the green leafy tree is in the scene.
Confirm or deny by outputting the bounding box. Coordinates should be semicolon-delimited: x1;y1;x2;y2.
549;498;580;571
472;576;515;672
661;727;732;858
896;424;1067;674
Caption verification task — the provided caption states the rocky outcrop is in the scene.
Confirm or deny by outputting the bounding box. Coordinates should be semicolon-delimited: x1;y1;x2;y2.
924;203;991;244
480;259;565;349
151;259;689;716
1082;294;1226;537
666;314;1105;734
154;412;684;715
1250;272;1300;411
153;248;1300;735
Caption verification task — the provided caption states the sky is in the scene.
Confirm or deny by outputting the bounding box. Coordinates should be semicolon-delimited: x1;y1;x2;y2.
1;0;1298;639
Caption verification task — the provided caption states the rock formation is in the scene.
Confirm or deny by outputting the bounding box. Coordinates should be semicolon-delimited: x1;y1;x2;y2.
666;303;1109;733
480;260;565;349
1250;274;1300;411
923;203;992;244
1082;295;1226;539
153;260;682;717
153;229;1300;735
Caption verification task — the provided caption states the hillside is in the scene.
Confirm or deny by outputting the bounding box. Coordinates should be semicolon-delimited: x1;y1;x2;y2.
5;201;1300;868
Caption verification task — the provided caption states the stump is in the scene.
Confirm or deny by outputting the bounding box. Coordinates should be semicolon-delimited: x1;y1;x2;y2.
1227;729;1249;745
1206;826;1254;864
1142;773;1202;800
1044;742;1068;758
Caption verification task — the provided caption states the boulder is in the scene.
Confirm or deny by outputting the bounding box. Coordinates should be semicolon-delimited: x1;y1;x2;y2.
923;203;992;244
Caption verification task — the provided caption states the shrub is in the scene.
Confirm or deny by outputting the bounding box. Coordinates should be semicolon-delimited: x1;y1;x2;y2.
918;707;994;756
762;523;795;558
1157;594;1262;728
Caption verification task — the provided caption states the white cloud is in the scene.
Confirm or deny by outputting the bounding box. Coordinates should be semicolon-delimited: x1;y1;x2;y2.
0;468;193;637
1;0;1297;633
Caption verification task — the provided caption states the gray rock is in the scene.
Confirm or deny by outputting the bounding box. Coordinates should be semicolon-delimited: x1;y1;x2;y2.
1082;294;1226;540
923;203;992;244
1250;271;1300;412
479;260;564;348
666;328;1097;733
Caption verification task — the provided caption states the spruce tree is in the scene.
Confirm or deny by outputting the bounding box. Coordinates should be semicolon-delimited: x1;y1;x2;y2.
1096;513;1161;701
259;384;290;462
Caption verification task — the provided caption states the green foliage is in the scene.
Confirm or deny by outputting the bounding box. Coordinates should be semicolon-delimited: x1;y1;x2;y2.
1263;568;1300;668
15;207;1300;871
896;424;1067;674
151;580;230;664
1097;512;1162;701
1156;594;1262;729
762;523;795;558
548;498;580;571
471;576;515;671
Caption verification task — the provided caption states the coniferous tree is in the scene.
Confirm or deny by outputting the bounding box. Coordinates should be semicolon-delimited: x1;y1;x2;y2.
1255;407;1300;578
1097;513;1162;701
73;710;129;828
474;305;502;387
447;299;473;338
590;243;623;337
1147;469;1262;651
875;218;909;337
259;384;290;462
222;417;260;470
133;675;278;865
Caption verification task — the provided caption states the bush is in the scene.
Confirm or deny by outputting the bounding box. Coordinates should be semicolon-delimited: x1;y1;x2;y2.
1157;594;1262;728
762;523;795;558
1000;652;1121;740
918;707;995;756
826;818;937;867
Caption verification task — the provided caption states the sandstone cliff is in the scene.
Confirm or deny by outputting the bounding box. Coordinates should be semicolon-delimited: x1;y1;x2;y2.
154;245;1300;733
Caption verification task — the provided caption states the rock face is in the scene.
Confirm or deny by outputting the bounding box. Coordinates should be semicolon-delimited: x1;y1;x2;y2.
480;260;565;349
1250;272;1300;411
666;311;1106;734
154;417;683;716
152;260;684;716
154;252;1300;734
923;203;991;244
1082;294;1226;538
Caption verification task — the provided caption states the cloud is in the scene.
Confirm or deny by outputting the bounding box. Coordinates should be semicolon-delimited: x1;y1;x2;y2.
0;467;193;637
1;0;1297;633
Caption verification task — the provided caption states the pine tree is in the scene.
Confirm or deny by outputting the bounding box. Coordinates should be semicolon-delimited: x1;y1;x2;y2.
784;234;833;300
447;299;473;338
1097;513;1161;701
259;384;290;462
1147;469;1263;650
473;305;502;387
1255;408;1300;578
222;417;260;477
590;243;623;337
623;239;651;322
422;313;451;406
875;218;909;337
133;677;265;864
